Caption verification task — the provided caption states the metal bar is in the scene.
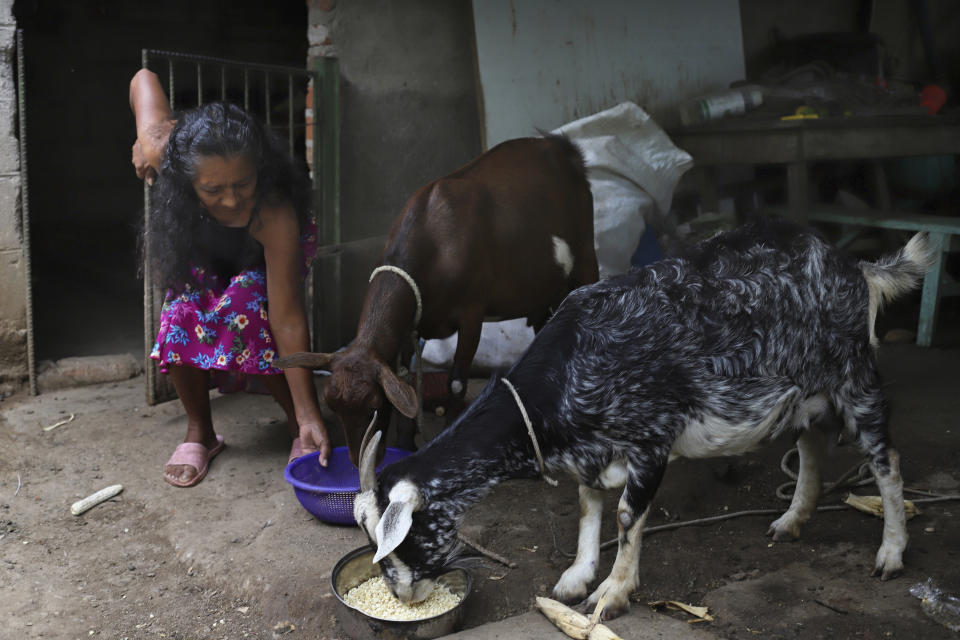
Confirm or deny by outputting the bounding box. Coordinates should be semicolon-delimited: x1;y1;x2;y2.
142;50;158;405
288;73;295;156
168;60;175;110
918;232;948;347
313;56;341;350
308;71;321;351
17;30;37;395
143;49;316;77
264;71;271;125
806;207;960;235
311;235;389;259
196;62;203;106
320;58;341;247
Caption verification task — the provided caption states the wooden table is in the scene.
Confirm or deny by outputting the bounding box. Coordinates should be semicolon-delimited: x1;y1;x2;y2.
669;115;960;346
671;114;960;220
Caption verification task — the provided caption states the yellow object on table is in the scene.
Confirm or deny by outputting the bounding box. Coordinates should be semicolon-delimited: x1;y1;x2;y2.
781;105;823;121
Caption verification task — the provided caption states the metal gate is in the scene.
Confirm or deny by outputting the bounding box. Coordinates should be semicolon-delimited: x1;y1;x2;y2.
140;50;340;405
16;30;38;395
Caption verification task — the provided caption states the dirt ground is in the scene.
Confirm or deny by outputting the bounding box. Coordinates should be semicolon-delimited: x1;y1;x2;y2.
2;303;960;640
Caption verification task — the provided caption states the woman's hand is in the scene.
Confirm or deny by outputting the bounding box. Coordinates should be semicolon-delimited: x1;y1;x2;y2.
298;420;332;467
129;69;174;185
131;122;172;185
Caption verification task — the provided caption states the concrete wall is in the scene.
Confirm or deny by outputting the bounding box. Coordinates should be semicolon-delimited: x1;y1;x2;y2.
307;0;482;347
0;0;24;396
473;0;745;147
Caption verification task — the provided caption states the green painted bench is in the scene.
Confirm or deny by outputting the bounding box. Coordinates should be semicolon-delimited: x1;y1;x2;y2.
807;206;960;347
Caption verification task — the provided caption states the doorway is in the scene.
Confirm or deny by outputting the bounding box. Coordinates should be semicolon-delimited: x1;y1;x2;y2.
14;0;309;364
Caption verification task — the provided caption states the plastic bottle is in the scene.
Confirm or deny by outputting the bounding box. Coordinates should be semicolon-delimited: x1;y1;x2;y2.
910;578;960;632
679;86;764;127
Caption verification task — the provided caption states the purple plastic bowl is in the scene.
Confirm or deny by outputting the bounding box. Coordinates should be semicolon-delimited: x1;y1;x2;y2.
284;446;412;526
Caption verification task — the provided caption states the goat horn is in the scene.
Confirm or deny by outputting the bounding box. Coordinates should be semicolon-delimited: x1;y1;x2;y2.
273;352;335;370
358;411;380;492
359;428;381;493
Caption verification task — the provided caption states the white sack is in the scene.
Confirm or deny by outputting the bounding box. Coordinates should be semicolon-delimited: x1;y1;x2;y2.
419;318;534;375
555;101;693;277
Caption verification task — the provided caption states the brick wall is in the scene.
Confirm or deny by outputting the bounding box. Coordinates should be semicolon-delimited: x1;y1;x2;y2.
0;0;25;396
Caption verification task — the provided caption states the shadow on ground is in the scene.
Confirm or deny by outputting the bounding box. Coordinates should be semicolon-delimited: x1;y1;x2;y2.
1;302;959;639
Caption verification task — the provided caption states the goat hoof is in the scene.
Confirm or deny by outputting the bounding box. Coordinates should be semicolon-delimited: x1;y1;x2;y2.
872;564;903;581
766;525;796;541
767;516;802;541
584;591;631;621
553;590;586;606
769;528;799;542
873;543;905;580
592;599;629;621
551;583;588;606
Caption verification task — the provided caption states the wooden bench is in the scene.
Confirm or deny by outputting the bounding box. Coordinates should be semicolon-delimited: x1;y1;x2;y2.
807;206;960;347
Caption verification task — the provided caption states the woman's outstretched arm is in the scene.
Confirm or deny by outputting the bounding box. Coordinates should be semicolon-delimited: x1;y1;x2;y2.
255;204;332;466
129;69;175;185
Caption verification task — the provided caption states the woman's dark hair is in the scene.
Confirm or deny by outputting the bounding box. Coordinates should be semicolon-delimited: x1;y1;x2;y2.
144;101;314;290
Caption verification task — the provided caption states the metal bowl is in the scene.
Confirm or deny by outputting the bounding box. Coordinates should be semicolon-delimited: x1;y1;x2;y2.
331;545;472;640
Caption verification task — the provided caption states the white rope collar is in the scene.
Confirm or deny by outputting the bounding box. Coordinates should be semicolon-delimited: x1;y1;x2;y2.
370;264;424;432
502;377;558;486
370;265;422;327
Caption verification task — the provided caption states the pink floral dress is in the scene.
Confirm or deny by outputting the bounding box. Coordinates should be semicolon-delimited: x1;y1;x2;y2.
150;219;318;392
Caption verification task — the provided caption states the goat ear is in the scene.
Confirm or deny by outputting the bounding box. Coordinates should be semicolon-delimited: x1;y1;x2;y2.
373;487;420;563
376;361;419;419
274;351;336;370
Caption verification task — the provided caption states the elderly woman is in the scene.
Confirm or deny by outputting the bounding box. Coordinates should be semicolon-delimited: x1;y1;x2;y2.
130;69;330;487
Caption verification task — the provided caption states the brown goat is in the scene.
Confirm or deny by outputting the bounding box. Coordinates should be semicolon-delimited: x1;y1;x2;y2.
277;134;599;466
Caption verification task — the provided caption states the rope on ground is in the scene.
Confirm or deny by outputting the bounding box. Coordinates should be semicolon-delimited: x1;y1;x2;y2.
459;533;518;568
549;448;960;560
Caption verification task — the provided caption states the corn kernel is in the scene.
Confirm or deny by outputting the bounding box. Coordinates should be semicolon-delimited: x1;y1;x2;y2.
343;576;461;621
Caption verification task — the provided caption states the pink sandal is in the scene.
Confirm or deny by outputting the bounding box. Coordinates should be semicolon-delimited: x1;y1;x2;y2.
163;435;226;488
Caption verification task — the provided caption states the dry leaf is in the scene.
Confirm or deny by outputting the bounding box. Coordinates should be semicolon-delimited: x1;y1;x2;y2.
844;494;919;520
648;600;714;622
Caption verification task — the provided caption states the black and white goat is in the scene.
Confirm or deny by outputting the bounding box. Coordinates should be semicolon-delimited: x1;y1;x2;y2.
353;218;934;620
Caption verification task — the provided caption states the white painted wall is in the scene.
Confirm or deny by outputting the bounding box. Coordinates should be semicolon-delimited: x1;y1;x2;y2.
472;0;746;147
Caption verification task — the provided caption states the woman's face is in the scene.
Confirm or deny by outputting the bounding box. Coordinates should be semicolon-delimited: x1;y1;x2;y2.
192;154;258;227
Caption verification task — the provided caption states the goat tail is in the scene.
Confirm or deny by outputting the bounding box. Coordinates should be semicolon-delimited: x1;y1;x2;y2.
860;232;937;343
535;129;588;181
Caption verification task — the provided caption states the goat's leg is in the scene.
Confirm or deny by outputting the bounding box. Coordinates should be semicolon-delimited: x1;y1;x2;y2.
839;383;907;580
553;485;605;604
584;504;649;620
393;343;419;451
584;460;665;620
768;427;826;540
869;448;907;580
445;310;483;422
392;409;418;453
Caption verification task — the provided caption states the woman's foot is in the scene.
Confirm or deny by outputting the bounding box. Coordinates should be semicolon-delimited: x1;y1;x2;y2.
164;435;226;487
288;437;304;463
